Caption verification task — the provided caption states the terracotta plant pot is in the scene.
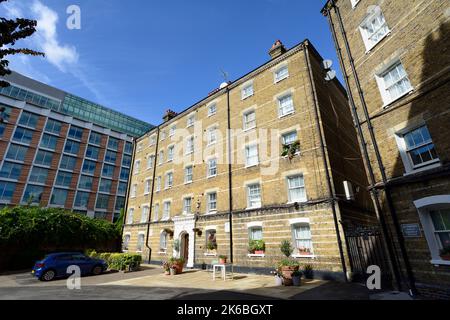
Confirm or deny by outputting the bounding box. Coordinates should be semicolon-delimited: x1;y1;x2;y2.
219;258;227;264
173;262;183;274
254;250;265;255
281;266;299;286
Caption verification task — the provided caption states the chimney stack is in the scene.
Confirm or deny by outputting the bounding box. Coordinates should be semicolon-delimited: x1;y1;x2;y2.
163;109;178;122
269;40;287;59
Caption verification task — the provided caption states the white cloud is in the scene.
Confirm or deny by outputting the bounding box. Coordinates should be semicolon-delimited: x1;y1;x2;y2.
3;0;105;103
31;0;79;72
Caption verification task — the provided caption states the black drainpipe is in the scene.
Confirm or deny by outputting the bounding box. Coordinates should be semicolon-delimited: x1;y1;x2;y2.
303;41;348;282
325;0;416;294
226;86;234;264
122;137;137;237
145;127;161;263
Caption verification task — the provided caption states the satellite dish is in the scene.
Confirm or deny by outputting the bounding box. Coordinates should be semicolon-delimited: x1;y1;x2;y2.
323;59;333;70
325;70;336;81
219;82;229;89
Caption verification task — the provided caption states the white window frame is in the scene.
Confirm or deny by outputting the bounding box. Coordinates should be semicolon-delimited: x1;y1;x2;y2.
207;103;217;117
241;82;254;100
136;232;145;252
359;6;390;52
395;124;440;175
245;144;259;168
187;114;195;128
207;192;217;213
282;131;298;146
169;125;176;137
158;151;164;165
274;65;289;83
183;197;192;215
207;126;218;146
165;172;173;189
290;218;315;258
130;184;137;198
375;60;413;106
134;160;141;174
159;231;168;253
278;93;295;118
147;155;154;170
156;176;161;192
162;201;171;220
287;175;307;203
243;110;256;131
247;183;262;209
351;0;360;8
167;145;174;162
123;233;131;251
153;203;160;221
414;196;450;266
186;136;194;155
150;135;156;146
144;179;151;195
207;158;218;178
185;165;193;184
141;207;149;223
126;208;134;224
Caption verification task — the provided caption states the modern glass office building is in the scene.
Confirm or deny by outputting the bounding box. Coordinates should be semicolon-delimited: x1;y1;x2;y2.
0;72;153;222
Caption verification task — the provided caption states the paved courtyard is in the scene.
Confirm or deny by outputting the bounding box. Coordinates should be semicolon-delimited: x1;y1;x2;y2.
0;264;377;300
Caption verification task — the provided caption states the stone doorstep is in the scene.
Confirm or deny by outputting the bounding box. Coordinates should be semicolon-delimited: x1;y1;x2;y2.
100;269;327;300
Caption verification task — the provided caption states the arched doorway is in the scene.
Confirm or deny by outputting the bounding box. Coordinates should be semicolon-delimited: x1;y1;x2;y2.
180;232;189;266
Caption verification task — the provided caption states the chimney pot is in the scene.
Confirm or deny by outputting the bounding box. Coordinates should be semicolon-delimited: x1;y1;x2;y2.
269;40;287;59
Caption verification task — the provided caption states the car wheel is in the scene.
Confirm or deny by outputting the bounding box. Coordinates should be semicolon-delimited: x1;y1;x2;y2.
41;270;56;281
92;265;103;276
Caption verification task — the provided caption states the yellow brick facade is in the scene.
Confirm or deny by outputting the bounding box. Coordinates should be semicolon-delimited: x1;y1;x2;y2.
123;40;373;280
324;0;450;297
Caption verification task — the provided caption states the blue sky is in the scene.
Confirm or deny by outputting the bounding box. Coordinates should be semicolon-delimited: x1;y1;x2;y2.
2;0;337;126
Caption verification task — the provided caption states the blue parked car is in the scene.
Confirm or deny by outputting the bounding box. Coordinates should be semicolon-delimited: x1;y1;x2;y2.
32;252;108;281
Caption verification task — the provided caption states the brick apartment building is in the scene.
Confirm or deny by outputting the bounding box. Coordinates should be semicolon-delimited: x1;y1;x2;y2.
0;72;153;222
322;0;450;297
123;39;376;280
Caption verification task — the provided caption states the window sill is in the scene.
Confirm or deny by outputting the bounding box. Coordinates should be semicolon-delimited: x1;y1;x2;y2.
158;251;168;255
245;163;259;169
136;250;143;253
404;162;441;176
241;94;254;101
364;31;391;54
274;76;289;84
278;111;295;119
243;126;256;133
246;206;261;211
431;259;450;266
205;211;217;215
292;254;315;259
184;181;193;185
207;175;217;179
204;253;217;257
382;89;414;109
248;254;265;258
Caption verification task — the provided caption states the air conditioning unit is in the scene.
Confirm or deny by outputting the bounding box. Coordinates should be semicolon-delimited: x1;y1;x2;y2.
343;181;355;201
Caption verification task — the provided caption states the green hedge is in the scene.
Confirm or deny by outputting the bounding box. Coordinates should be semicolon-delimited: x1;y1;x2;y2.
86;250;142;271
0;206;122;271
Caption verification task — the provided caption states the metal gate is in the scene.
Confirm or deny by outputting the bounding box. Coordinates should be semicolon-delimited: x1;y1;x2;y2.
344;225;392;284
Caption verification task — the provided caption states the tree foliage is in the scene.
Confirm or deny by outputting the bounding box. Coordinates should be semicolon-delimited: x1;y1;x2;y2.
0;0;45;87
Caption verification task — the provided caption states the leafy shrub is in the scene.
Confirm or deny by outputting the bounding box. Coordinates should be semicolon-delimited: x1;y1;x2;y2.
248;240;265;253
86;250;141;271
280;240;294;258
303;264;314;279
0;206;121;271
278;258;299;268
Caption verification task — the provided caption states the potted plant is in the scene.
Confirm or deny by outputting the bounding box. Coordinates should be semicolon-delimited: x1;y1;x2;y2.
440;246;450;261
297;246;313;256
207;239;217;254
270;269;283;286
281;140;300;160
162;261;171;275
278;259;299;286
303;264;314;279
291;270;303;286
280;240;294;257
169;257;185;274
219;255;227;264
170;266;176;275
249;240;265;254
